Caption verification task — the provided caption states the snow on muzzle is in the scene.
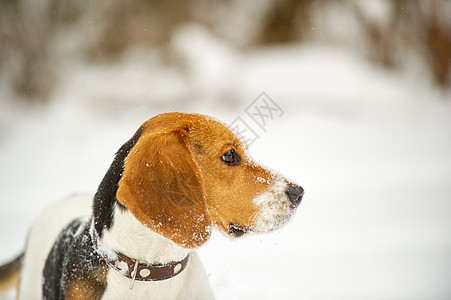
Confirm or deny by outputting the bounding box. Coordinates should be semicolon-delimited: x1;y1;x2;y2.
251;177;304;233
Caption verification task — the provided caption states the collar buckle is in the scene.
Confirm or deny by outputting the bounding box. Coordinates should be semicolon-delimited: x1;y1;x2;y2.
129;259;139;289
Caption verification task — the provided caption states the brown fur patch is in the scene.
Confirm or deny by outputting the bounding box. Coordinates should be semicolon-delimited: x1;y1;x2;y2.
117;118;211;248
65;268;107;300
66;280;100;300
187;121;275;232
0;254;22;294
0;271;20;293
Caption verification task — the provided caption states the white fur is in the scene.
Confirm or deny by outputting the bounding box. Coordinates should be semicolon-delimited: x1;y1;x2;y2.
252;177;294;233
101;208;189;264
100;208;214;299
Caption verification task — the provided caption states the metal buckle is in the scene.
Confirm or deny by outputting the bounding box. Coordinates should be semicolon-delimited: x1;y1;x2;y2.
129;259;139;290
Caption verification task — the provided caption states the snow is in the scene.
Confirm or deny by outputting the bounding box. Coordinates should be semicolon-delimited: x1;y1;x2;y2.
1;24;451;299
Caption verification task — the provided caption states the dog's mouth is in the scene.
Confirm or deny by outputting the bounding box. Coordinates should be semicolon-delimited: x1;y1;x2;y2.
227;224;249;238
227;210;293;237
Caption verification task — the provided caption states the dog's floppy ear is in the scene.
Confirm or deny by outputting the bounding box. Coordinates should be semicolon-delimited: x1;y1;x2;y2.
116;127;211;248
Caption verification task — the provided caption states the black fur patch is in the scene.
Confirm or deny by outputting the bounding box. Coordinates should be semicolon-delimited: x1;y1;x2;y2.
43;218;107;299
93;126;143;236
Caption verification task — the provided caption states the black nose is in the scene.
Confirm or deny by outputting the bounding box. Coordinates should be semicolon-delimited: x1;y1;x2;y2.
285;183;304;207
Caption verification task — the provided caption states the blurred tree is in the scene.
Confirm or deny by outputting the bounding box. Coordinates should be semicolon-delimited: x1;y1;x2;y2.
423;1;451;86
0;0;55;100
350;0;451;87
87;0;190;61
260;0;312;44
0;0;449;103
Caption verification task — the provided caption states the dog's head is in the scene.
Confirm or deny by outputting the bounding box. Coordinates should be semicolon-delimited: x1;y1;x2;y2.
115;113;304;248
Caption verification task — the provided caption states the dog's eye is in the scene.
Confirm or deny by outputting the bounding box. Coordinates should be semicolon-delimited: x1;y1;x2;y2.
221;149;241;166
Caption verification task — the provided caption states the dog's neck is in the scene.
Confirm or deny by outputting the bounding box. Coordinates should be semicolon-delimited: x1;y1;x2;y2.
97;205;190;265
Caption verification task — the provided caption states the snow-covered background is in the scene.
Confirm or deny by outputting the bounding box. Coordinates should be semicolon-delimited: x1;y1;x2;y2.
1;2;451;299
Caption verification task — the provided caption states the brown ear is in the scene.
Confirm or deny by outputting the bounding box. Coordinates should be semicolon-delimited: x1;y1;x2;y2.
116;128;211;248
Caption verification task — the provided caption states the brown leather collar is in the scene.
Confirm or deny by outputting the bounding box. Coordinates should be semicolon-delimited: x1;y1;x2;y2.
90;220;189;287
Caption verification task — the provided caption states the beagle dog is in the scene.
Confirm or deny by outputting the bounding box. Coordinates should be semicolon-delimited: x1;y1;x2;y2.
0;112;304;299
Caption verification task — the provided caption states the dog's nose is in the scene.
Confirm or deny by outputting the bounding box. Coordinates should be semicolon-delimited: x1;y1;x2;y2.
285;183;304;207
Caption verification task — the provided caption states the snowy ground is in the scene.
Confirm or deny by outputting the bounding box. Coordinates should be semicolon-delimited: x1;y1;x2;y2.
1;28;451;299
